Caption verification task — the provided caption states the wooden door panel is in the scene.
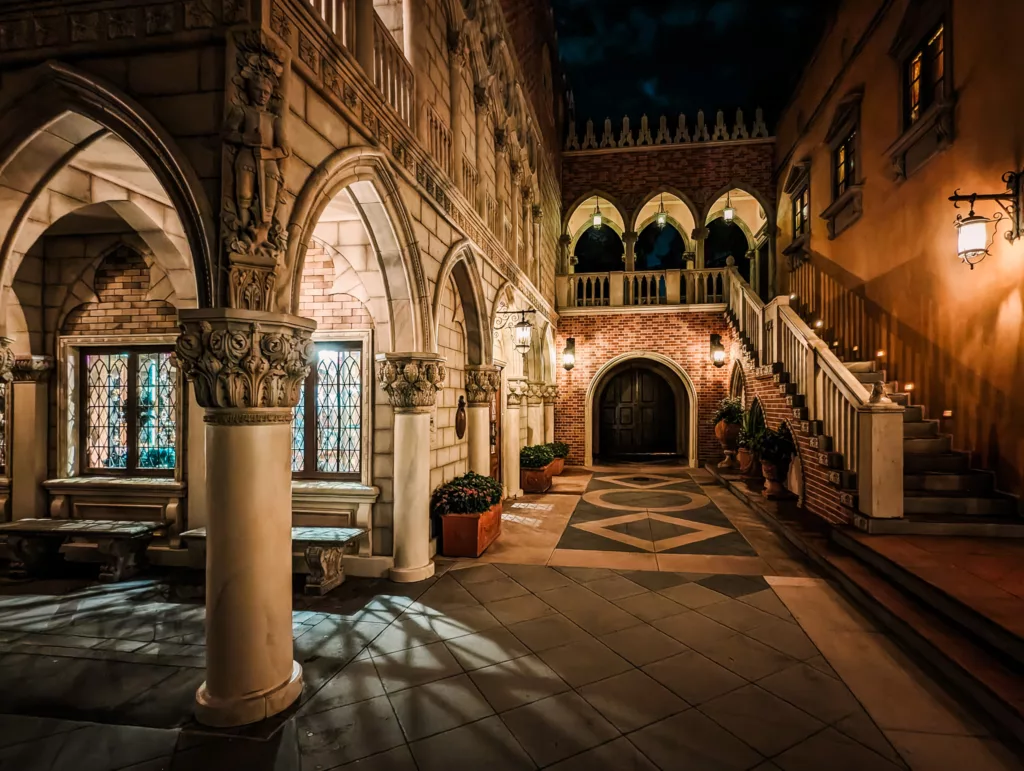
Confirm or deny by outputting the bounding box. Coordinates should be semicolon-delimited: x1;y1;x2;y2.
598;366;677;457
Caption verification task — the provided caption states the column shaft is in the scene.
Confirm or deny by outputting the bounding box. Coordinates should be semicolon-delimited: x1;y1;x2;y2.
391;409;434;581
10;364;50;521
503;386;523;498
467;405;490;475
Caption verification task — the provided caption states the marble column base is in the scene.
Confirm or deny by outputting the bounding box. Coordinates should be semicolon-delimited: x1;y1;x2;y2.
390;562;436;583
195;660;303;728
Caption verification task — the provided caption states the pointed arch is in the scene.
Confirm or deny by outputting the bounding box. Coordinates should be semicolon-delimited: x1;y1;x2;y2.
701;182;775;225
629;186;701;233
433;240;491;365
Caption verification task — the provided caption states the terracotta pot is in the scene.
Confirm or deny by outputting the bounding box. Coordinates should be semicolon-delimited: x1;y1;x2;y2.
761;460;789;499
737;447;758;475
715;420;741;468
521;462;554;493
550;457;565;475
441;502;502;558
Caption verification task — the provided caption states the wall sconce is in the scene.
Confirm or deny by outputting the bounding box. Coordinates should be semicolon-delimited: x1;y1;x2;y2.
949;170;1023;268
496;309;536;356
562;338;576;371
710;334;726;368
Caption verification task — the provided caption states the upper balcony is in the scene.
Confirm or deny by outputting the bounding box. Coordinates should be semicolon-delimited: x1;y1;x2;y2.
556;268;727;312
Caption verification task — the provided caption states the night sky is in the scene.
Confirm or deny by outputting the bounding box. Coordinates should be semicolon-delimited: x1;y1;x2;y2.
550;0;838;131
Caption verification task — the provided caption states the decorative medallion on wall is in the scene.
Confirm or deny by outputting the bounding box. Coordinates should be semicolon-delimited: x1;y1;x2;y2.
455;396;467;439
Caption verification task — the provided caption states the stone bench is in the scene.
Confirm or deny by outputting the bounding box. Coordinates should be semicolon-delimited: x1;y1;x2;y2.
0;518;162;582
181;526;368;595
44;477;187;543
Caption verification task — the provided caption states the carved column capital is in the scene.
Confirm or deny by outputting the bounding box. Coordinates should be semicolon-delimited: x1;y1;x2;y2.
542;385;558;405
465;365;501;405
623;230;639;246
176;309;316;422
376;353;447;412
691;226;710;241
11;355;54;383
0;340;15;383
526;381;545;405
506;380;526;408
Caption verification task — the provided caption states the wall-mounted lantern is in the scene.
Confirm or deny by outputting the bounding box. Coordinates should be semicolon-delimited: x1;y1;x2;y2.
591;196;603;229
562;338;576;371
710;334;726;368
723;191;736;222
656;194;668;228
496;309;537;356
949;170;1023;268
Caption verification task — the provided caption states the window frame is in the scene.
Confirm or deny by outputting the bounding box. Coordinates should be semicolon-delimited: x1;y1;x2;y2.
292;333;372;484
78;345;178;478
821;92;864;239
792;183;811;240
832;129;857;200
904;24;946;128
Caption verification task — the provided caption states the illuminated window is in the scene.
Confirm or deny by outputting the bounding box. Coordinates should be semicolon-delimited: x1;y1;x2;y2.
292;342;362;478
83;349;178;475
906;24;945;126
834;131;857;198
792;185;810;238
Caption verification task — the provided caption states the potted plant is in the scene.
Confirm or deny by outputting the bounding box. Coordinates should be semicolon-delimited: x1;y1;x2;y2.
737;408;765;476
520;444;556;493
713;397;744;469
431;472;504;558
756;422;797;499
546;442;570;475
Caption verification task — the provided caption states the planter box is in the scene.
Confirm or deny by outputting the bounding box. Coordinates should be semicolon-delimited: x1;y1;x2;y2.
550;457;565;475
441;502;502;558
521;462;554;493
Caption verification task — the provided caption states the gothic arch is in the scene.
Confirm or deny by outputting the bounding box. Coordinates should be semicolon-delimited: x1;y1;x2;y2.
432;240;491;366
285;147;430;353
0;61;215;310
562;190;627;235
629;187;701;234
701;182;775;226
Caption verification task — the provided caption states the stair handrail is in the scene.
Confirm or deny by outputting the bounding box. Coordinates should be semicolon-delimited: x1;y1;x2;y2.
777;305;870;407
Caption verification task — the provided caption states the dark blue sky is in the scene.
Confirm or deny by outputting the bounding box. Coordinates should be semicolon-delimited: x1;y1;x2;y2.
550;0;838;130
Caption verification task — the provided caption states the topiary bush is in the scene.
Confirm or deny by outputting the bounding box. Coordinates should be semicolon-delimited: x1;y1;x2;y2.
520;444;555;469
546;442;570;459
430;471;503;518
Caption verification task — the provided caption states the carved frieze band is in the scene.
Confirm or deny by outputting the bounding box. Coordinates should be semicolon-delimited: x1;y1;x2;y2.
176;310;316;411
465;365;501;405
376;354;446;412
11;355;54;382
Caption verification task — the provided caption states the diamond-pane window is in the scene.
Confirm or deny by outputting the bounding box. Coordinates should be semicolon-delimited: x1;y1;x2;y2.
83;349;178;475
292;342;362;479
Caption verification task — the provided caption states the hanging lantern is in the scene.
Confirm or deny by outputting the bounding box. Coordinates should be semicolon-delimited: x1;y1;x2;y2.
592;196;603;229
954;210;996;268
723;190;736;222
656;194;668;227
514;313;532;355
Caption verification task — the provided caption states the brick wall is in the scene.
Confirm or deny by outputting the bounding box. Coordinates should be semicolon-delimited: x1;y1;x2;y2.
554;311;735;464
62;246;177;335
298;245;375;331
561;141;774;220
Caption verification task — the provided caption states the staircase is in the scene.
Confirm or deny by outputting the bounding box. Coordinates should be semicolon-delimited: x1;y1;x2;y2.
841;360;1024;536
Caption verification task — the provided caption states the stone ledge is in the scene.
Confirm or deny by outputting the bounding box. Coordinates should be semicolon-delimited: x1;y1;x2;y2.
43;477;185;493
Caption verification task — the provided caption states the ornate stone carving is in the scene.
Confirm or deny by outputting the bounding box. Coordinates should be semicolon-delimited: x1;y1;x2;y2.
0;341;15;383
176;310;316;411
376;354;447;411
184;0;215;29
542;385;558;404
107;11;137;39
146;5;175;36
465;365;501;405
506;381;524;408
70;13;100;43
525;382;545;404
869;381;892;405
11;355;54;383
222;30;290;309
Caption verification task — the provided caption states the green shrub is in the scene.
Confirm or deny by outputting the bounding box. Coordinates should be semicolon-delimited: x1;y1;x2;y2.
738;407;766;449
546;442;570;459
713;397;744;426
430;472;503;518
755;422;797;465
520;444;555;469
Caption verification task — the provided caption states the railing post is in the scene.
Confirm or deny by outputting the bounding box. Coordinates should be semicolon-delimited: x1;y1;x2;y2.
665;270;681;304
354;0;375;77
857;404;905;520
609;272;624;307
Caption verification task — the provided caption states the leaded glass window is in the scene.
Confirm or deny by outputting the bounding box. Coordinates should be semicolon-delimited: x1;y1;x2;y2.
292;342;362;478
83;349;177;475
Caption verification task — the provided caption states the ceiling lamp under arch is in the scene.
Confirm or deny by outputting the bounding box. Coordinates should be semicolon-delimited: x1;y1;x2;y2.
591;196;603;229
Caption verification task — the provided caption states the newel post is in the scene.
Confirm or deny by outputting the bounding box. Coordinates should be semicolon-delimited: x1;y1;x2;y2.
857;392;905;520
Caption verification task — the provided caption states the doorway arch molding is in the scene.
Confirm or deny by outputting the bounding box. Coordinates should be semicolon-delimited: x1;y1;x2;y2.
584;351;699;468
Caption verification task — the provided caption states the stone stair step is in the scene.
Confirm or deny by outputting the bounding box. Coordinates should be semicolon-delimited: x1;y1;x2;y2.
844;361;878;373
853;513;1024;538
889;392;910;406
904;471;995;495
854;371;885;384
903;405;925;422
904;435;952;454
903;492;1017;517
903;420;939;438
904;452;970;473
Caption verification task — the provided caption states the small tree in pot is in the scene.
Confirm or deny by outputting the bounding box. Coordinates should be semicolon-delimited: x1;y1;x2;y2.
431;472;504;558
520;444;556;493
736;407;765;476
753;422;797;499
713;397;745;469
545;442;570;475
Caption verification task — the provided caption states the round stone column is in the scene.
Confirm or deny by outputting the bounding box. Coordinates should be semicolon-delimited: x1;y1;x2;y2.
503;384;523;498
176;308;315;728
377;353;446;583
526;382;545;446
542;385;557;444
465;365;501;477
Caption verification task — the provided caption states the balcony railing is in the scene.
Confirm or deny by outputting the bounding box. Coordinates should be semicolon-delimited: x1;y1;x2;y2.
307;0;353;47
557;268;727;310
373;14;413;125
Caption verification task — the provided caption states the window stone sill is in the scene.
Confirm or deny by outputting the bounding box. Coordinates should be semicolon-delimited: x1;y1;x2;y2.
887;99;955;181
821;185;864;240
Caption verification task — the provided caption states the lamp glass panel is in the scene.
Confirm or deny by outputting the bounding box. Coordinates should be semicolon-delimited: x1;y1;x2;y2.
958;218;989;257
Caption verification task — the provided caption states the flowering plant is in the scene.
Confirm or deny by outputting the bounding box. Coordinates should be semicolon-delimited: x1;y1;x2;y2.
430;472;503;518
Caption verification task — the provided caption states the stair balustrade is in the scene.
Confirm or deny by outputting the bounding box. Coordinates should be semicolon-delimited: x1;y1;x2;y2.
372;15;413;126
726;269;905;522
556;268;727;310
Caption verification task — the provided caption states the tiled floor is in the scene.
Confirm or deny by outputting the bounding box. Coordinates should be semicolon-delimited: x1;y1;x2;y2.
0;465;1020;770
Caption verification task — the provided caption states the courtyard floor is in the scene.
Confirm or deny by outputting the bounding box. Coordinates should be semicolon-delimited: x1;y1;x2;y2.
0;465;1019;770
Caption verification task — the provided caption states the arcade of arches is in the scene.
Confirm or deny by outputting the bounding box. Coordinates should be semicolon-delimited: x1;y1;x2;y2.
0;2;1021;765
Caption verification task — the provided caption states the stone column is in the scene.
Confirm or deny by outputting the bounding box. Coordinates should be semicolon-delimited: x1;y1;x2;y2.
559;233;573;275
503;383;523;498
623;230;638;272
532;203;543;287
525;382;545;446
510;161;523;264
377;353;446;583
176;309;315;728
465;365;500;476
542;385;557;444
448;31;466;192
10;355;52;522
692;226;709;270
474;87;490;212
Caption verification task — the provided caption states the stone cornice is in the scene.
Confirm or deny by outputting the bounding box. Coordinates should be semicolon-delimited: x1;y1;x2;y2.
176;309;316;410
376;353;446;412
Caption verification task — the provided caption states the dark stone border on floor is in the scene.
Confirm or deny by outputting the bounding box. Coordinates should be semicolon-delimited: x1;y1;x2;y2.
705;464;1024;758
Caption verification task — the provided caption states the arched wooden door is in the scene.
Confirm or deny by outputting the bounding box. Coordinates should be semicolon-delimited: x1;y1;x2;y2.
598;365;677;457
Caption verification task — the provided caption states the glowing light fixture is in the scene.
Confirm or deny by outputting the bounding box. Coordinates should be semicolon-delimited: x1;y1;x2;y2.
814;319;824;329
789;293;798;301
949;171;1023;269
876;350;886;358
723;191;736;222
496;309;537;357
710;334;726;368
904;382;915;392
591;196;603;229
954;210;996;268
562;338;576;371
656;194;668;227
